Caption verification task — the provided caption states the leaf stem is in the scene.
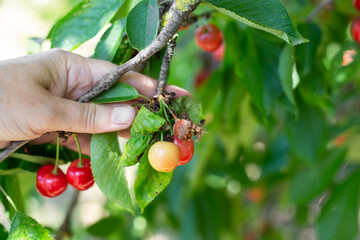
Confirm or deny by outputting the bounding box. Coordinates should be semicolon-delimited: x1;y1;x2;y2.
73;134;83;167
0;185;18;211
52;133;60;175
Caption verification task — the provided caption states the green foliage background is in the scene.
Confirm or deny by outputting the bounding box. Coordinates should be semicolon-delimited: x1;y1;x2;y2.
2;0;360;239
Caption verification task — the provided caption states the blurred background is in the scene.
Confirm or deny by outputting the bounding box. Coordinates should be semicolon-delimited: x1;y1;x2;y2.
1;0;360;239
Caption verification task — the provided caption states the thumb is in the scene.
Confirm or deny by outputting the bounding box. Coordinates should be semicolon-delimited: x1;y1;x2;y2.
46;96;135;134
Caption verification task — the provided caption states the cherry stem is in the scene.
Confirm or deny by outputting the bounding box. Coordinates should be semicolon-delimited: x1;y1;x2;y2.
73;134;83;168
161;101;174;135
161;131;164;142
161;99;177;120
52;133;60;175
0;185;18;211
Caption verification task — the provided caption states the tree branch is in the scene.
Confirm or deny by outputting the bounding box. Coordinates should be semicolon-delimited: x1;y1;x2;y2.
0;0;201;163
305;0;334;22
55;191;80;240
155;36;177;97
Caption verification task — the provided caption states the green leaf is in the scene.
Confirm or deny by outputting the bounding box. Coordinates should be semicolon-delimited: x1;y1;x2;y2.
91;82;140;104
0;176;25;218
134;146;173;212
289;149;346;205
234;30;265;116
90;132;134;214
120;107;166;167
285;102;328;163
86;216;123;236
174;96;204;125
9;153;58;165
204;0;308;46
315;172;360;240
126;0;159;51
49;0;125;50
8;211;52;240
0;224;8;239
295;23;322;77
94;18;126;61
279;45;296;106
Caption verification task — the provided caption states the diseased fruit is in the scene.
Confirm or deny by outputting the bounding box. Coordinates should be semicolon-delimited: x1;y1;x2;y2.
148;141;180;172
66;158;94;191
173;119;192;141
173;136;194;165
36;165;67;198
195;24;223;52
351;18;360;45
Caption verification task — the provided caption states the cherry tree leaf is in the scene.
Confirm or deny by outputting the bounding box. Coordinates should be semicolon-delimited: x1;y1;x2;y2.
91;83;140;103
8;211;52;240
126;0;159;50
134;146;173;212
90;132;134;214
94;18;127;61
204;0;307;46
49;0;125;50
316;173;360;240
120;107;166;167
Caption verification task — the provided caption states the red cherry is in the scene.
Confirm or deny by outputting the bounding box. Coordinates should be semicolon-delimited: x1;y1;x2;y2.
195;24;223;52
194;68;211;89
351;18;360;44
354;0;360;11
66;159;94;191
212;43;225;61
173;136;194;166
36;165;67;198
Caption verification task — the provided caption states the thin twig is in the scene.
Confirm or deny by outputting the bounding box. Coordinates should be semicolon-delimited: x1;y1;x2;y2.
55;191;80;240
305;0;334;22
0;0;201;163
155;36;178;97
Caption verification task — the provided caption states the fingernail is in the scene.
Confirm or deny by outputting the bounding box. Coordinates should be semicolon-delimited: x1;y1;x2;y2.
111;105;135;125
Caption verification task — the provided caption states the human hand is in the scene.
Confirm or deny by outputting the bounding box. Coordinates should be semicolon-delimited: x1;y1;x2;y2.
0;49;190;154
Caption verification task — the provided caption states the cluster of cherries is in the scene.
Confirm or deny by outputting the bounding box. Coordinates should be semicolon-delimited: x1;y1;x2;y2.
36;135;94;198
184;23;225;89
148;119;195;172
351;0;360;44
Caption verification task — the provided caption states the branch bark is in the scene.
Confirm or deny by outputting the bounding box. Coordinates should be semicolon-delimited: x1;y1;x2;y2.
155;36;178;97
0;0;201;163
305;0;334;22
55;191;80;240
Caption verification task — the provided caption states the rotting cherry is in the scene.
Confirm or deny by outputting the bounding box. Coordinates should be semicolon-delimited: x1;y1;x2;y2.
173;136;194;166
351;18;360;45
195;24;223;52
354;0;360;11
148;141;180;172
67;158;94;191
36;164;67;198
173;119;193;141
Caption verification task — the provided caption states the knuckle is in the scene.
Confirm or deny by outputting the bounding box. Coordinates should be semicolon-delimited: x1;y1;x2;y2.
82;103;98;132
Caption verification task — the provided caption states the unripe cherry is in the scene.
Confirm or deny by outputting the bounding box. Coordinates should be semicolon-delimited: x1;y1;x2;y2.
148;142;180;172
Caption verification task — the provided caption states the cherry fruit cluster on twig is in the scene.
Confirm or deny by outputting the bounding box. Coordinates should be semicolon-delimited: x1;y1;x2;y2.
36;134;94;198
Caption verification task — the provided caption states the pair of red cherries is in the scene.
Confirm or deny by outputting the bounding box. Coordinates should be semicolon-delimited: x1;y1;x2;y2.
36;158;94;198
